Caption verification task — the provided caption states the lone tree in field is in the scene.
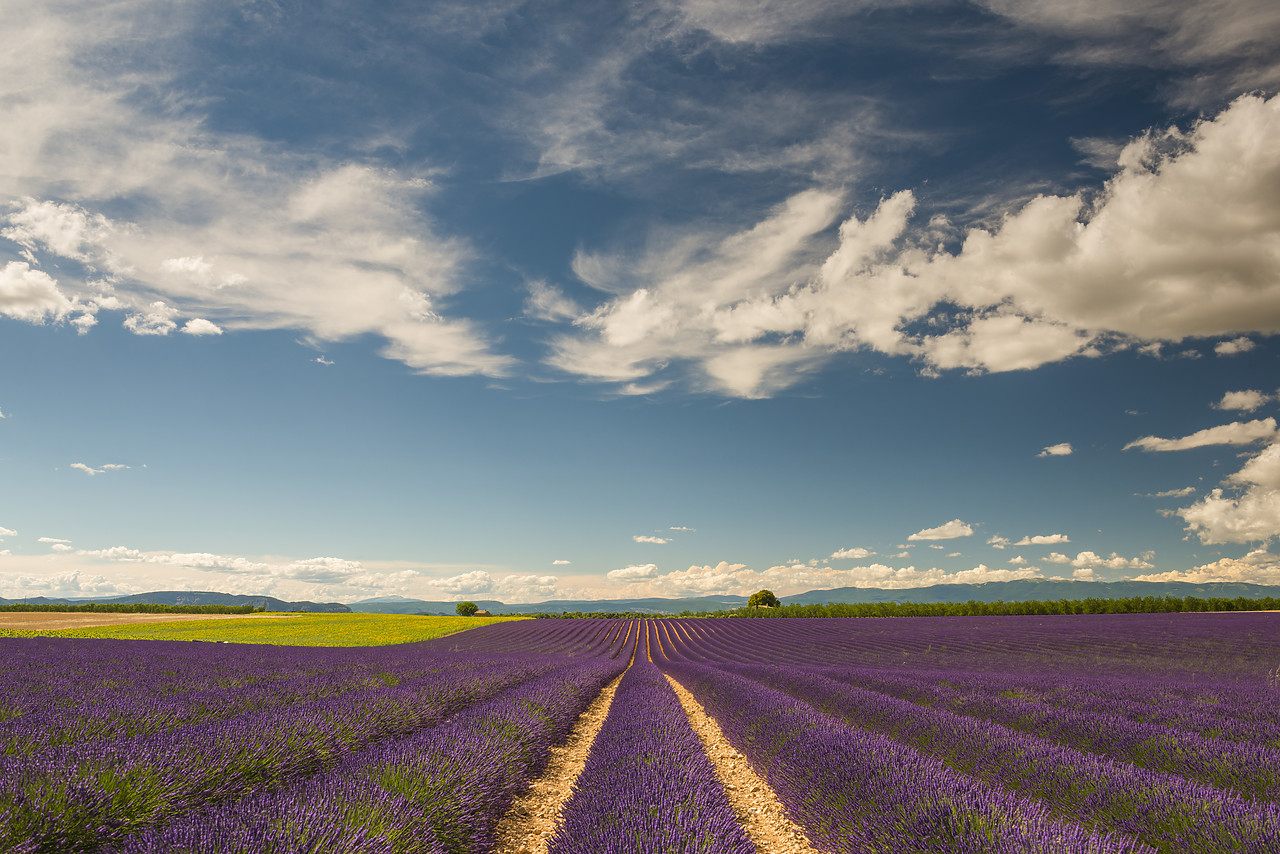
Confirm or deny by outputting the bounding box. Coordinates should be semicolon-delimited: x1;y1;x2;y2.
748;589;780;608
456;601;479;617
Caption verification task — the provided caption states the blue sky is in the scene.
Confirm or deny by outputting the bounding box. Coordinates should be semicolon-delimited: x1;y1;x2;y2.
3;0;1280;603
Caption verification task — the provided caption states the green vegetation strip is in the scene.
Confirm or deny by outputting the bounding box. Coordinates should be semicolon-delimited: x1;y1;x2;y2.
0;613;529;646
0;603;257;614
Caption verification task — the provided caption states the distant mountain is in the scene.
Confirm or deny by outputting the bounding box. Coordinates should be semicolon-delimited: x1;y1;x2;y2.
346;580;1280;616
0;591;350;613
9;580;1274;618
347;595;749;615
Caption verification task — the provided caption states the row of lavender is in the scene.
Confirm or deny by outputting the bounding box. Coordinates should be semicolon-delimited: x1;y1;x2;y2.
547;652;754;854
2;620;634;853
653;616;1280;854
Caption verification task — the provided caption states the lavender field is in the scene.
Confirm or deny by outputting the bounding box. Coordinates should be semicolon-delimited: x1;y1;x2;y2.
4;613;1279;853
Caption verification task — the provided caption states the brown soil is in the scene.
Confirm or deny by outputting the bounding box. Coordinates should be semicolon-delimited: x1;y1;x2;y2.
665;674;821;854
492;670;627;854
0;612;299;630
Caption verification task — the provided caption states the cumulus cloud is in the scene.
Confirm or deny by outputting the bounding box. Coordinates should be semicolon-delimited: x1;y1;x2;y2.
607;563;660;581
1043;550;1154;570
1124;418;1277;452
1135;548;1280;585
0;527;16;538
0;569;137;599
1014;534;1070;546
633;535;671;544
608;558;1044;598
181;318;223;336
552;559;572;566
1215;337;1255;355
908;519;975;541
1216;390;1271;412
987;535;1011;549
830;546;874;559
0;261;82;325
546;95;1280;396
1175;443;1280;544
1037;442;1073;457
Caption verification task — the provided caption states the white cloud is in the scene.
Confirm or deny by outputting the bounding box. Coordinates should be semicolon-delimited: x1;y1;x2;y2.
1216;390;1270;412
1175;443;1280;544
1043;550;1154;570
181;318;223;336
1135;548;1280;585
607;563;660;581
1014;533;1070;546
0;527;15;538
1123;418;1277;452
633;535;671;544
1037;442;1073;457
830;546;874;559
987;535;1011;549
0;6;511;378
552;559;572;566
37;537;71;543
70;463;130;476
545;95;1280;396
0;261;81;325
525;280;581;322
669;526;696;532
315;356;334;366
50;543;74;553
1009;555;1028;565
1215;337;1255;355
975;0;1280;106
608;558;1045;598
0;569;138;599
1141;486;1198;498
908;519;975;541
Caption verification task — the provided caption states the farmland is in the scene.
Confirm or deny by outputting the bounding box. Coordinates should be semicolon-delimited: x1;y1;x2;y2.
0;612;527;646
3;613;1279;852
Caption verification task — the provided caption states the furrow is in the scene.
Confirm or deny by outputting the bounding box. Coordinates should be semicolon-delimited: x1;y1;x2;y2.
492;663;629;853
664;673;820;854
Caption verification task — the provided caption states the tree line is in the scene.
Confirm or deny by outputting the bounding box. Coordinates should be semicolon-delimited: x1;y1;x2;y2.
719;595;1280;619
0;603;260;615
531;595;1280;619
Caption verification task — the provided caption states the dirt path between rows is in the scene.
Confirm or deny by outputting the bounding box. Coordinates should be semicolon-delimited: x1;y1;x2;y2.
666;674;820;854
0;612;300;630
492;670;627;854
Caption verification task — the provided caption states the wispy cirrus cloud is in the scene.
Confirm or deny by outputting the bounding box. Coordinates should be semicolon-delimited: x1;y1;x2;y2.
0;2;512;379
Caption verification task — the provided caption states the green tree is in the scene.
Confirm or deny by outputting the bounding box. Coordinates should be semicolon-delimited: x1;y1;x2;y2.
747;589;780;608
456;601;479;617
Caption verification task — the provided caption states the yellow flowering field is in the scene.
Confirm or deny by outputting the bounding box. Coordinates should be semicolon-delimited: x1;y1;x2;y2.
0;612;528;646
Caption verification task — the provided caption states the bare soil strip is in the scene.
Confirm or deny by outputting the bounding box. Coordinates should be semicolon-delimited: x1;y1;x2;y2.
492;669;628;854
665;673;821;854
0;612;299;631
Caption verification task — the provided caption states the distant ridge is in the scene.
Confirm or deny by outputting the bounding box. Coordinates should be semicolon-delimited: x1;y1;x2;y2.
348;579;1280;615
7;580;1275;617
0;590;350;613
